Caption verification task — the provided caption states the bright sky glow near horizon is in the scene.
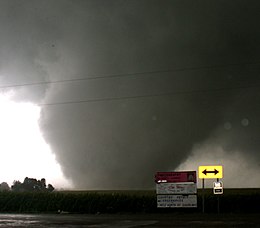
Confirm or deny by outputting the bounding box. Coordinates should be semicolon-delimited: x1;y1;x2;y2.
0;92;72;189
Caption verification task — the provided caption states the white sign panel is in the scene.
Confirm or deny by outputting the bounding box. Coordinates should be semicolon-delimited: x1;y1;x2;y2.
157;194;197;208
156;183;197;194
213;181;223;194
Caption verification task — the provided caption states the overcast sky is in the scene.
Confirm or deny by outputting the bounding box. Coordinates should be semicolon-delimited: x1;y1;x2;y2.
1;0;260;189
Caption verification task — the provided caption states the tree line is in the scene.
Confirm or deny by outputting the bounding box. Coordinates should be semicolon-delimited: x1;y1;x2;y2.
0;177;54;192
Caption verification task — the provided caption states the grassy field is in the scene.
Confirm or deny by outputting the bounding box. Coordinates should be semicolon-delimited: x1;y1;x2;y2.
197;188;260;213
0;188;259;214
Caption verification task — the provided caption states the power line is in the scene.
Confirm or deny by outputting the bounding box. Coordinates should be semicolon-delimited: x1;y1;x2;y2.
0;60;259;90
39;82;260;107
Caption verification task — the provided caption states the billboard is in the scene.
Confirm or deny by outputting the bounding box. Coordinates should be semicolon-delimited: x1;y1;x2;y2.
155;171;196;183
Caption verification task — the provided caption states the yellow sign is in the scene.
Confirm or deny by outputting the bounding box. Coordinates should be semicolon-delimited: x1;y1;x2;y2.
199;166;223;179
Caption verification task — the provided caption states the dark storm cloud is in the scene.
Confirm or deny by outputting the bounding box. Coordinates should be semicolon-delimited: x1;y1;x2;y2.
0;0;63;101
2;0;260;189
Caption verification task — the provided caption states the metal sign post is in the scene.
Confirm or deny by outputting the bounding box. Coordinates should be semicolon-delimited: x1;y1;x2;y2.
217;178;219;214
202;178;205;213
199;165;223;213
213;179;223;214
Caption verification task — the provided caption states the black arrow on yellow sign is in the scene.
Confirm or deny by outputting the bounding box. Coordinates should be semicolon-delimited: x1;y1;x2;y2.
202;169;219;176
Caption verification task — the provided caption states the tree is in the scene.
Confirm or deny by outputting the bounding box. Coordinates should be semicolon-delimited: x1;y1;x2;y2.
11;178;55;192
40;178;46;189
0;182;10;191
47;184;55;192
11;180;23;192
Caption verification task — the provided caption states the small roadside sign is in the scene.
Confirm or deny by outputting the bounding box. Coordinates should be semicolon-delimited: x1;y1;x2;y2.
213;181;223;194
198;165;223;179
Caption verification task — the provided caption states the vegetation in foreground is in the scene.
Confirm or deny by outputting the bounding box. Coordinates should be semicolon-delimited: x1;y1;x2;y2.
0;177;55;192
0;188;259;214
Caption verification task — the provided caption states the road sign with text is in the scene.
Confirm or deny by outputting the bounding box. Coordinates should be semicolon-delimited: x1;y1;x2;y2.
156;183;197;194
213;181;223;194
155;171;196;183
198;165;223;179
157;194;197;208
155;171;197;208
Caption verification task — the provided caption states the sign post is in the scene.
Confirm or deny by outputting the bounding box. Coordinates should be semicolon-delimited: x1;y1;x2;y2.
155;171;197;208
213;179;223;214
202;178;205;213
213;180;223;195
198;165;223;213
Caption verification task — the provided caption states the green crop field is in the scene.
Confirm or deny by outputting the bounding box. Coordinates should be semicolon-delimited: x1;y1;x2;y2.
0;188;259;214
